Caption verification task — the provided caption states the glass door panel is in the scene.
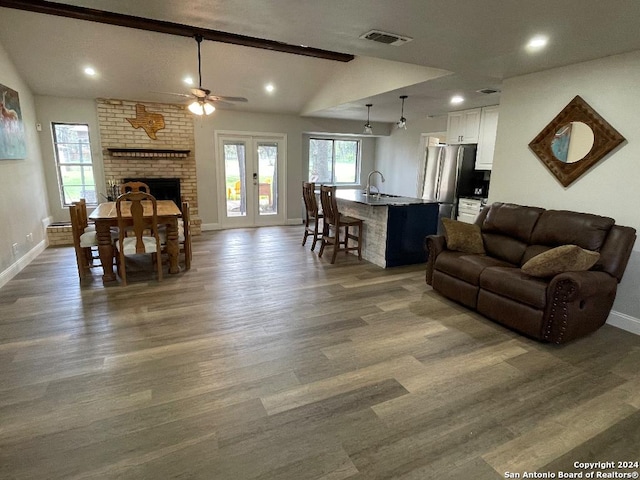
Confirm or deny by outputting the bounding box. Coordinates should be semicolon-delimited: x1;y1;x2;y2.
257;141;278;216
223;141;247;218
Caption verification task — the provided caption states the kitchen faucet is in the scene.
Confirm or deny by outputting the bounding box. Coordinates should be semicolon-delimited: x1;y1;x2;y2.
366;170;385;196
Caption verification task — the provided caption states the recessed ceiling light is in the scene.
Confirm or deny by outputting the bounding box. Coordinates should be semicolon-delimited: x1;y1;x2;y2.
265;83;275;93
450;95;464;105
526;35;548;51
184;76;194;85
84;66;96;76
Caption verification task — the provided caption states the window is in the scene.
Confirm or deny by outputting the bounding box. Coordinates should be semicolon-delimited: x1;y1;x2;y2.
52;123;97;206
309;138;359;184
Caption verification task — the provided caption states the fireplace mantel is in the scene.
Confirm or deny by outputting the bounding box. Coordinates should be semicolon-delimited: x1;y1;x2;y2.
107;148;190;158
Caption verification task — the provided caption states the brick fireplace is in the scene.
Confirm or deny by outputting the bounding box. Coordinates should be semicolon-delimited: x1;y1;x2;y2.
97;99;201;234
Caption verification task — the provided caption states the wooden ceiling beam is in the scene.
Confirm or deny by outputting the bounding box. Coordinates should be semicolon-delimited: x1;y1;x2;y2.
0;0;355;62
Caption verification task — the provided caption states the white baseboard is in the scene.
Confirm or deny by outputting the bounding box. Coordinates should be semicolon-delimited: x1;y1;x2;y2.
0;240;47;290
201;223;222;231
607;310;640;336
202;220;302;231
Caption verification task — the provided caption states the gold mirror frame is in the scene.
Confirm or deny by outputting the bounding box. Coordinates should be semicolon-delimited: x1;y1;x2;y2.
528;95;625;187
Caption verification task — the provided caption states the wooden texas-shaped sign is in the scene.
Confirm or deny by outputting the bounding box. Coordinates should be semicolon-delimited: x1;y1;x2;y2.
126;104;165;140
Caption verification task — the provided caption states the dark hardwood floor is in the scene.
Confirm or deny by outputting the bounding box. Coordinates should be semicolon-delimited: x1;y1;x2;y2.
1;226;639;479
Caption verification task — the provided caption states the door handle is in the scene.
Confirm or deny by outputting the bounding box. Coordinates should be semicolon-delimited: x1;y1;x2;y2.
253;173;258;185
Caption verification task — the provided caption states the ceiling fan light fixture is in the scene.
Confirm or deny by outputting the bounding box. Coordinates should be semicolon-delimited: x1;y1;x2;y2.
188;99;215;115
364;103;373;134
188;101;204;115
396;95;408;129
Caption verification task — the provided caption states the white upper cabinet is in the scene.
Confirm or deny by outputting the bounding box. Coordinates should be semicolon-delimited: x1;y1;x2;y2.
446;108;481;144
475;105;499;170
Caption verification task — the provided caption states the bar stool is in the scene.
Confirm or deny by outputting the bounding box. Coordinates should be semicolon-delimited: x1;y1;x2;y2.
318;185;363;264
301;181;323;251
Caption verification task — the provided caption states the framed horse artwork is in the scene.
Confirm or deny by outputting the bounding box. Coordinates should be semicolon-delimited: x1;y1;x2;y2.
0;83;27;160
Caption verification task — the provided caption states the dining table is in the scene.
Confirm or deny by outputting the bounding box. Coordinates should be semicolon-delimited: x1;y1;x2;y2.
89;199;182;284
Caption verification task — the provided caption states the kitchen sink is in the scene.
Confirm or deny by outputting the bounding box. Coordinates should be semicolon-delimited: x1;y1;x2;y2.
362;191;401;198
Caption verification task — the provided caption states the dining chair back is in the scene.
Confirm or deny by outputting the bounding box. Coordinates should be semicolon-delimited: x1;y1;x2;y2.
74;199;93;232
69;203;91;280
302;181;323;251
120;181;150;195
115;191;162;285
318;185;363;264
69;201;102;280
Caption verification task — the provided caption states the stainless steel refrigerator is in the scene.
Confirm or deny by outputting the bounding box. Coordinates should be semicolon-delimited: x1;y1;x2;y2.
419;144;477;232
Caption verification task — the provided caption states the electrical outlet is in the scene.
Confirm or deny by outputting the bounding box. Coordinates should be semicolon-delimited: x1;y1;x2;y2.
12;243;18;256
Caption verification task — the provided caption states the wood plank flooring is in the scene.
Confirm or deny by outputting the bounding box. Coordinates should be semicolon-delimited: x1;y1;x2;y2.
1;226;639;479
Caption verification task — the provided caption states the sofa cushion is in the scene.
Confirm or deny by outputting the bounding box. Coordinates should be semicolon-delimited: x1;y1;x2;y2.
480;266;548;309
529;210;614;251
435;251;513;286
441;218;485;254
482;232;529;265
481;203;544;243
521;244;600;278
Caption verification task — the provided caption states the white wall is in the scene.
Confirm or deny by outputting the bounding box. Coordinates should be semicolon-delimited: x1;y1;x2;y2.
375;116;448;196
489;49;640;332
35;96;105;223
193;109;388;227
0;41;49;287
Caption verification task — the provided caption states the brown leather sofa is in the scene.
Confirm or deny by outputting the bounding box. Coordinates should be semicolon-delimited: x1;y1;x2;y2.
425;202;636;344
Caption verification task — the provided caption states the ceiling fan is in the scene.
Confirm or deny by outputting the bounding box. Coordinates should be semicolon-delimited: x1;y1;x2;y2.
163;34;248;115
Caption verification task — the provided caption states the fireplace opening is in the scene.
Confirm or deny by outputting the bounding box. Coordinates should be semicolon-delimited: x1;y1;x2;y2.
124;178;181;206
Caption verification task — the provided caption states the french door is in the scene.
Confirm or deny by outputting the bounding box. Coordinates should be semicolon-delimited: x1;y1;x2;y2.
216;132;286;228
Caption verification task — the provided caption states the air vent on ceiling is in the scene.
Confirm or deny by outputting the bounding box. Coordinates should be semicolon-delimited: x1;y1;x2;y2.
476;88;501;95
359;30;413;46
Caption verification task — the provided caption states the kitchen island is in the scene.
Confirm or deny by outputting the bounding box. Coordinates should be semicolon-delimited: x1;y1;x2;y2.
334;189;439;268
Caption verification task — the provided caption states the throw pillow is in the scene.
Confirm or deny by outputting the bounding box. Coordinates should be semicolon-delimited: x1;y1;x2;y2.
521;244;600;277
441;217;485;254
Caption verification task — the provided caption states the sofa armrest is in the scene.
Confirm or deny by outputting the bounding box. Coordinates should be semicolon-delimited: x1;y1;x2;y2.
543;271;618;344
425;234;446;285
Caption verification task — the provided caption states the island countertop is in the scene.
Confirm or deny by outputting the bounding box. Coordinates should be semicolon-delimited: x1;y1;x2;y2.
335;188;437;206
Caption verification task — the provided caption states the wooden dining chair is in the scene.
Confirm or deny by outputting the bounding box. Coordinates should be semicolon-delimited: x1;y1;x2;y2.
302;181;323;251
318;185;363;264
69;202;98;280
120;181;150;195
115;191;162;286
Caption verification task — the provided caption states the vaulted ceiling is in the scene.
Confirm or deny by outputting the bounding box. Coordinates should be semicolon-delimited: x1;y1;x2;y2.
1;0;640;123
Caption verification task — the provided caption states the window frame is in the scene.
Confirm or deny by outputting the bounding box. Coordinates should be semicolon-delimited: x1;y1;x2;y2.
51;122;97;207
308;136;361;185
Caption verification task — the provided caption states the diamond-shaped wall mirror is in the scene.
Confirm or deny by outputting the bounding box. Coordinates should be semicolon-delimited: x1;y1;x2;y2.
528;96;625;187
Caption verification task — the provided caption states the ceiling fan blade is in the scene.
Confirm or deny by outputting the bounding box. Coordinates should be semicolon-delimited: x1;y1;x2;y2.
190;87;210;98
207;99;235;108
208;95;249;103
151;91;192;98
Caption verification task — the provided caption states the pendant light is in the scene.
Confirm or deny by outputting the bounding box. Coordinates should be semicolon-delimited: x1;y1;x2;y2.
397;95;408;129
364;103;373;134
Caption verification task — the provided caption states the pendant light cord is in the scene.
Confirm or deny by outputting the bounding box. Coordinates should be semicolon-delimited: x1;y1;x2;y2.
195;34;203;89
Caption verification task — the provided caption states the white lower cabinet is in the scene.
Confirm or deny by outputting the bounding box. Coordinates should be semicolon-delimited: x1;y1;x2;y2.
456;198;483;224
